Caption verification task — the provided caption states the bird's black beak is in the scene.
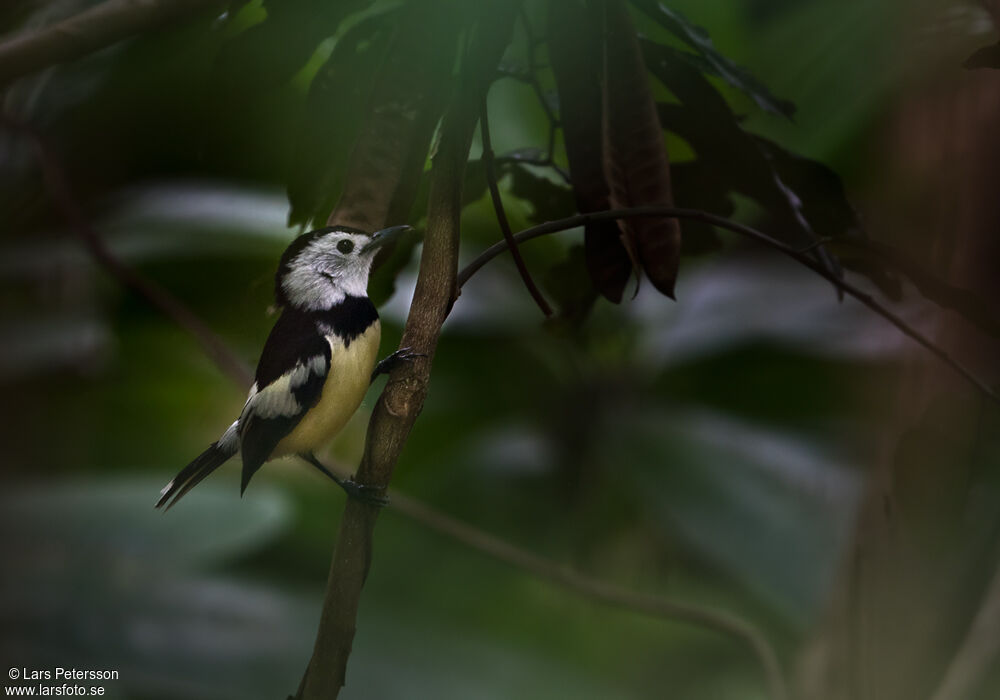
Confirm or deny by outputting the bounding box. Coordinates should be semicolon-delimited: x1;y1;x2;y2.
361;225;411;255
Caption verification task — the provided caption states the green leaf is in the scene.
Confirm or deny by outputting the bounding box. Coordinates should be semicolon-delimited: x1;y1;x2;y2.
214;0;374;96
644;44;846;277
630;0;796;119
0;478;291;570
506;165;576;224
613;411;859;625
0;479;313;699
287;11;395;227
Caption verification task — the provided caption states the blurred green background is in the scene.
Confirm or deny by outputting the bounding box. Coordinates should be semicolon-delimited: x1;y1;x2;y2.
1;1;998;699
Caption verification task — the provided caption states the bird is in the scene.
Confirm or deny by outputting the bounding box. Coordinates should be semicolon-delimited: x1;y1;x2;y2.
156;224;417;510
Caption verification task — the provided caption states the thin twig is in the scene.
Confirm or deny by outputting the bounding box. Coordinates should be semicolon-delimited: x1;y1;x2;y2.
288;453;786;700
517;9;557;125
386;490;788;700
494;127;572;185
835;237;1000;338
2;114;252;386
492;10;571;185
0;0;227;87
796;236;836;255
497;67;560;126
480;95;552;317
456;206;1000;405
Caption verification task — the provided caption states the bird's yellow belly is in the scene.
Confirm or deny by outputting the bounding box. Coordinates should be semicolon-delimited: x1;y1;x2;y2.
273;321;380;456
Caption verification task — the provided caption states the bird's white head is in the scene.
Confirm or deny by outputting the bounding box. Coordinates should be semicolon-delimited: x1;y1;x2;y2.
275;225;409;311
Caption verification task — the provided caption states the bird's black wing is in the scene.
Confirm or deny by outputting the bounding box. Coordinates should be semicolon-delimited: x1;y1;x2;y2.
238;309;330;492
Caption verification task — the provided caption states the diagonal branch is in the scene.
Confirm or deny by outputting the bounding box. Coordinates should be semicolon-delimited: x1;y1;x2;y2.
457;206;1000;405
385;490;788;700
480;95;552;317
836;237;1000;339
0;0;228;87
309;450;792;700
1;113;252;386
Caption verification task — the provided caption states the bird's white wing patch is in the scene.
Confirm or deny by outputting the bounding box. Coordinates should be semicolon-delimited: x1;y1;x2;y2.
289;354;326;387
243;355;328;420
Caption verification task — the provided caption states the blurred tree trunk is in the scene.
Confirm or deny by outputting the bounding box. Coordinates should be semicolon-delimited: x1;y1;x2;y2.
795;38;1000;700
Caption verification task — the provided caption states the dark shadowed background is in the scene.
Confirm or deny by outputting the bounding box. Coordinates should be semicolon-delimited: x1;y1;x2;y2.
1;0;999;699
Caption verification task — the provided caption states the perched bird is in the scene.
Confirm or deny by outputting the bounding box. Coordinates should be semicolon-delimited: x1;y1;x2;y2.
156;224;415;510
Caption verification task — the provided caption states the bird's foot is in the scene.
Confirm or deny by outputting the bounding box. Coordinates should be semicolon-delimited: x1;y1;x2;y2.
370;346;427;383
337;478;390;508
301;453;389;508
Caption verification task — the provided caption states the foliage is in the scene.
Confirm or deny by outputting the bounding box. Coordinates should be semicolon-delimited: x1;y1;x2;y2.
1;1;998;699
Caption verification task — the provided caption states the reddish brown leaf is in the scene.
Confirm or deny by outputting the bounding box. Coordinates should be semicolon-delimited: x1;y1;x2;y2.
548;0;633;303
602;0;682;298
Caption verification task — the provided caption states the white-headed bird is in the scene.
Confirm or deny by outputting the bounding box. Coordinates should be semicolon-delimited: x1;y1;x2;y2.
156;224;414;510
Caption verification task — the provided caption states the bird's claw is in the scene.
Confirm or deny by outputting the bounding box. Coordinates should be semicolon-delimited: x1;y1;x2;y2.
370;346;427;383
395;348;427;362
339;478;389;508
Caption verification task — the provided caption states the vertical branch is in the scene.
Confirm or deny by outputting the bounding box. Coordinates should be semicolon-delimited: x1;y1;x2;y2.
479;96;552;316
295;5;517;698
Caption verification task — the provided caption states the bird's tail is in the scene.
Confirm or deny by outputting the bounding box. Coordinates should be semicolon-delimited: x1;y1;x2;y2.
156;439;236;511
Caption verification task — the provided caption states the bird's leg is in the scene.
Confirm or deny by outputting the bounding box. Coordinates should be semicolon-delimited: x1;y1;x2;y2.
300;453;388;507
370;346;426;384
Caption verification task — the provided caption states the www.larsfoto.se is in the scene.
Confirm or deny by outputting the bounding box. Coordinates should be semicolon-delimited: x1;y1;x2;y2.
5;685;107;697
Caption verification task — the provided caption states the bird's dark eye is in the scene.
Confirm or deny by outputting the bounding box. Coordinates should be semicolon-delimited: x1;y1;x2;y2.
336;239;354;255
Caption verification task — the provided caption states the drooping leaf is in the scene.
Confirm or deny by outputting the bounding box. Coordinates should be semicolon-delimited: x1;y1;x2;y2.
549;0;632;303
630;0;796;119
410;157;487;224
668;161;732;255
644;43;851;286
424;155;573;230
603;0;682;299
963;42;1000;70
753;136;860;242
327;0;462;232
640;40;998;317
287;12;394;228
214;0;373;96
506;165;576;224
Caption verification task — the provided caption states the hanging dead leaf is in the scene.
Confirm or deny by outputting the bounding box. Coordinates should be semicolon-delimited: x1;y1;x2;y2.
549;0;634;303
603;0;681;299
